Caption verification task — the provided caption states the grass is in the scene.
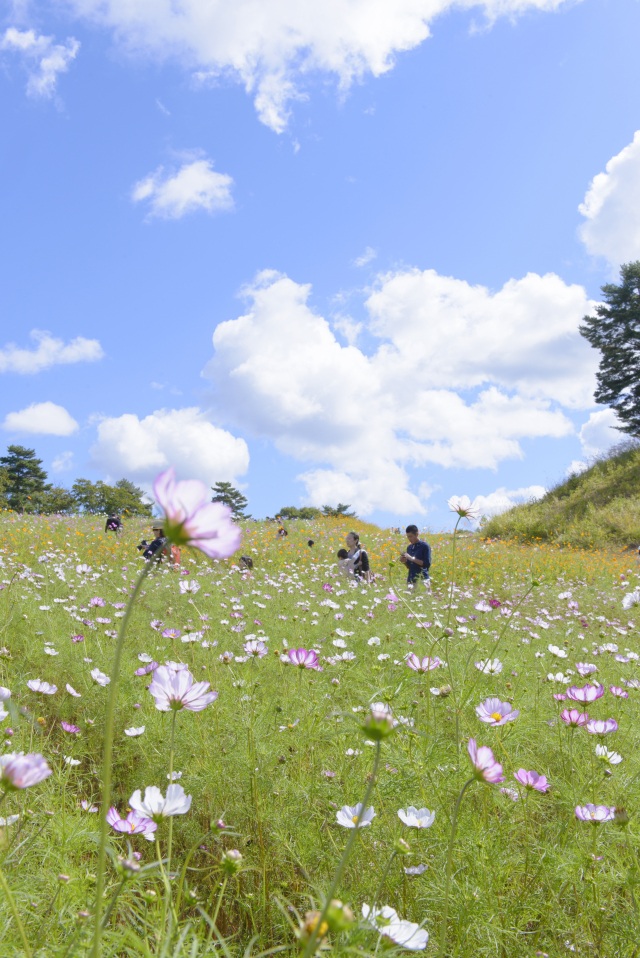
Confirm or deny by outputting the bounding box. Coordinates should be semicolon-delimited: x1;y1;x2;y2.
481;442;640;549
0;511;639;956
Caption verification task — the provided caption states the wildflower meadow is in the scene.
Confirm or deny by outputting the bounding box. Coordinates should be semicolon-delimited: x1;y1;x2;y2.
1;473;639;957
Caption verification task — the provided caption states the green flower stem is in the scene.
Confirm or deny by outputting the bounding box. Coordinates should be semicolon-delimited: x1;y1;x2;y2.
91;560;152;958
371;850;398;913
166;710;178;876
302;741;382;958
0;863;33;958
438;777;475;958
211;875;228;931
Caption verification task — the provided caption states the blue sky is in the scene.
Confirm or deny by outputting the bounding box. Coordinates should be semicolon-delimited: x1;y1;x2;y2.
1;0;639;529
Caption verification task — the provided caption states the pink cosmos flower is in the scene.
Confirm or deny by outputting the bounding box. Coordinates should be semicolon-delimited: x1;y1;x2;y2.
475;697;519;726
514;769;550;793
406;654;442;673
148;665;218;712
575;804;615;823
575;663;598;677
0;753;52;790
560;708;589;727
287;648;321;670
610;686;629;698
586;718;618;735
566;683;604;704
106;806;156;841
134;661;159;676
467;739;504;783
60;721;81;734
244;639;268;658
153;467;241;559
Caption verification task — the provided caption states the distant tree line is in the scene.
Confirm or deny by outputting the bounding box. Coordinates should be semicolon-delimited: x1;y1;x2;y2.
0;445;152;516
278;503;356;519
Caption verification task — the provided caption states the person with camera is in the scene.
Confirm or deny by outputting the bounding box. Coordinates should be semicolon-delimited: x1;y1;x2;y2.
400;524;431;587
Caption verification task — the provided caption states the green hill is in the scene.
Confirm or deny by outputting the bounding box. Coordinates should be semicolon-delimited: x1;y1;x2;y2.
481;442;640;549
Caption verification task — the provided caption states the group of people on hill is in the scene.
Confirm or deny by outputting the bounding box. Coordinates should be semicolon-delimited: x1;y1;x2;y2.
106;510;432;584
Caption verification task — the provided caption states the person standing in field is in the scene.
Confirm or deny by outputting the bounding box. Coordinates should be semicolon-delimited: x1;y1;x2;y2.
345;531;371;582
400;524;431;587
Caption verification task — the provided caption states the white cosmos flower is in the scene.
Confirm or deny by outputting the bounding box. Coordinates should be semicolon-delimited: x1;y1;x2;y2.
129;784;192;822
336;803;375;828
27;679;57;694
124;727;145;737
64;756;81;766
91;669;110;686
179;580;201;595
548;645;567;658
595;745;623;765
404;863;428;876
0;687;11;701
362;904;429;950
66;684;81;697
622;589;640;611
397;807;435;828
475;659;503;675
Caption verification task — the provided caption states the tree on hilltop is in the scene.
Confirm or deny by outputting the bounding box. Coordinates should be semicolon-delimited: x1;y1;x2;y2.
279;505;322;519
0;445;50;512
72;478;152;516
211;481;250;520
321;503;356;518
580;261;640;437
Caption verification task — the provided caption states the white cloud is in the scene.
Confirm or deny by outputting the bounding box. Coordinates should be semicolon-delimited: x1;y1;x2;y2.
65;0;579;132
469;484;546;526
203;267;595;515
0;27;79;98
566;459;587;477
90;407;249;487
353;247;377;268
0;330;104;374
2;402;79;436
579;131;640;268
52;450;75;472
578;408;622;460
132;157;234;219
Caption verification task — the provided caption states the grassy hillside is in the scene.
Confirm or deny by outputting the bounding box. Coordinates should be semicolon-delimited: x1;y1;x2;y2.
482;442;640;549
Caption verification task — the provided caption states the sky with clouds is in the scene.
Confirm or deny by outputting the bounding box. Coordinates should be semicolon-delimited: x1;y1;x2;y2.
1;0;639;529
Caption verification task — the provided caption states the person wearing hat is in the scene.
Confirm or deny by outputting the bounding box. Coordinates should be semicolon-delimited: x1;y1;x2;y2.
137;524;169;561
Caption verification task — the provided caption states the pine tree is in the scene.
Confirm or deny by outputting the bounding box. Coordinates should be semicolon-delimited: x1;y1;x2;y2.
580;261;640;436
211;481;250;520
321;503;356;518
0;446;50;512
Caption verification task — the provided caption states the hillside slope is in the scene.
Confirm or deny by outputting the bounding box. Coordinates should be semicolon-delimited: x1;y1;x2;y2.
481;443;640;549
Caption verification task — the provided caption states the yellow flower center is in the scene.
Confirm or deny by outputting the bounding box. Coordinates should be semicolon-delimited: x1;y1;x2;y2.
352;815;360;825
491;712;502;722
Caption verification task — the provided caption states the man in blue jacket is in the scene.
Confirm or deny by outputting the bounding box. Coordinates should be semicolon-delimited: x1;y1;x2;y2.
400;525;431;586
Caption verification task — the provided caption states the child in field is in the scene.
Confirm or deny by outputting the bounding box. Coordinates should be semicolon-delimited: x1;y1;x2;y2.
337;548;355;576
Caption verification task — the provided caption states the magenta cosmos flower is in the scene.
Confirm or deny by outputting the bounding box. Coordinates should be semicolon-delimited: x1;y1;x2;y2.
467;739;504;783
475;697;519;727
148;664;218;712
610;686;629;698
287;648;321;670
514;769;550;793
575;804;615;823
406;654;442;673
586;718;618;735
106;806;157;841
0;753;52;790
153;467;241;559
566;683;604;704
560;708;589;728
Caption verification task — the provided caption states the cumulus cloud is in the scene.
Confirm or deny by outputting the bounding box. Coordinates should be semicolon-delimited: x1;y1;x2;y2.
2;402;79;436
203;268;595;515
0;330;104;374
131;157;234;219
579;131;640;268
468;484;546;526
0;27;79;98
90;407;249;487
65;0;578;132
52;450;75;472
578;408;622;460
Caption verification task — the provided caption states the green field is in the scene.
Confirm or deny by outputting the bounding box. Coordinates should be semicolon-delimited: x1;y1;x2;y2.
0;512;639;957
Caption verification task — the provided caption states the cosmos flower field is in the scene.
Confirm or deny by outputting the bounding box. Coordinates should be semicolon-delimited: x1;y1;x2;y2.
0;502;639;957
